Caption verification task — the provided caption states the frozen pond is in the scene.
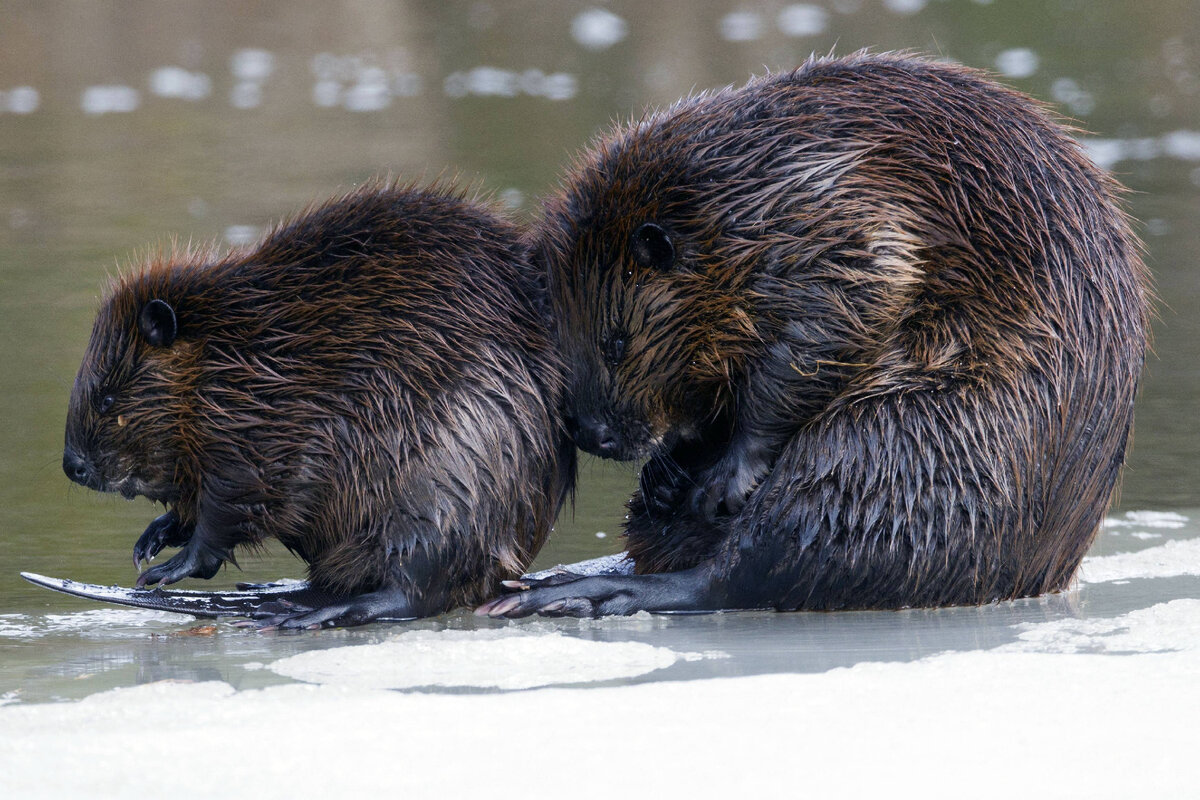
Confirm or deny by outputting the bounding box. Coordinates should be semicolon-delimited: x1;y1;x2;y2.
0;2;1197;795
4;510;1198;703
3;510;1199;796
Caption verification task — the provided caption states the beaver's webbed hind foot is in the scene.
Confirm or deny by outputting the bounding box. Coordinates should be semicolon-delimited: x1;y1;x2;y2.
240;589;421;631
476;567;723;618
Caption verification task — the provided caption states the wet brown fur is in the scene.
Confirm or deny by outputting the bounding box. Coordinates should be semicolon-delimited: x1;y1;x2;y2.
537;52;1150;609
65;182;574;615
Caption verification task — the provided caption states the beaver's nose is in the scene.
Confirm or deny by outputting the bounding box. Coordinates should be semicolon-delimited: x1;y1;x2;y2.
63;447;94;487
569;415;621;459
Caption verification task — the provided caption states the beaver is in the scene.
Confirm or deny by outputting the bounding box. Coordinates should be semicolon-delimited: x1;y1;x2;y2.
62;182;575;628
478;52;1150;618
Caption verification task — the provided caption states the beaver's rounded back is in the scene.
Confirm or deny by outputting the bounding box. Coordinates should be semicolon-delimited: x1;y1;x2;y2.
537;52;1149;607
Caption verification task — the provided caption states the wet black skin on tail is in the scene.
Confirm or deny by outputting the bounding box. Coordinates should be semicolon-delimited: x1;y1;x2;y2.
479;52;1150;618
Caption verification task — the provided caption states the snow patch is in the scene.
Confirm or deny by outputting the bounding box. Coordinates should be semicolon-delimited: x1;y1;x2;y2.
1001;599;1200;654
269;628;686;689
4;649;1198;797
1078;538;1200;583
1103;510;1188;529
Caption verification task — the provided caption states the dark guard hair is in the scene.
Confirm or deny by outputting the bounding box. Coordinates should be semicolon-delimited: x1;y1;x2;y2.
63;182;575;628
479;51;1150;618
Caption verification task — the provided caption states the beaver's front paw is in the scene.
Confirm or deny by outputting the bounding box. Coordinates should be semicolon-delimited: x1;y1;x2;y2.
133;510;195;568
637;455;691;517
135;538;224;587
689;452;767;520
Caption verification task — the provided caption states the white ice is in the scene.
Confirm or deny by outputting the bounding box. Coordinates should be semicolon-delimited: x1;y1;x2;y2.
2;617;1196;798
1078;537;1200;583
1001;598;1200;654
6;530;1199;797
269;628;687;690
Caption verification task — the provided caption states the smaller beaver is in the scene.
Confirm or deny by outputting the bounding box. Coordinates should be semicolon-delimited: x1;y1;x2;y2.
479;52;1150;618
63;182;574;628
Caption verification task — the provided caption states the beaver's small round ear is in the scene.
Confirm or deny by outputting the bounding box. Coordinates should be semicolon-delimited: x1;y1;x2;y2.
630;222;676;271
139;299;177;348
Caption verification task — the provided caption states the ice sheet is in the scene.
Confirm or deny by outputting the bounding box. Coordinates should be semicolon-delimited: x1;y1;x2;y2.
1;639;1196;798
268;628;693;689
1078;537;1200;583
1000;599;1200;654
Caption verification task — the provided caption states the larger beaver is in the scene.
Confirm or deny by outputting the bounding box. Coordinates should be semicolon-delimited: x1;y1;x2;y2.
479;52;1150;618
63;183;575;628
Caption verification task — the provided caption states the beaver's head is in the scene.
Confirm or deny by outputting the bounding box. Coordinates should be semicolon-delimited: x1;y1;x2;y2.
536;109;778;462
64;269;196;504
538;92;924;462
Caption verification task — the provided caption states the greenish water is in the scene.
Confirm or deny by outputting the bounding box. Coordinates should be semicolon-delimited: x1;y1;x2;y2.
1;1;1198;703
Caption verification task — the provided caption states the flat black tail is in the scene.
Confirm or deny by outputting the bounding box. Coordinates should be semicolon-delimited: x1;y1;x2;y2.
19;572;341;619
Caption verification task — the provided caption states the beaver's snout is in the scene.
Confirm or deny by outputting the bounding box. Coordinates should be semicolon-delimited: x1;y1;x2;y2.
568;414;623;459
62;446;101;491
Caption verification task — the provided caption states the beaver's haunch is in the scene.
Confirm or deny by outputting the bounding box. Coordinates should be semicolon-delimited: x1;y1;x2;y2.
480;52;1150;618
64;183;574;628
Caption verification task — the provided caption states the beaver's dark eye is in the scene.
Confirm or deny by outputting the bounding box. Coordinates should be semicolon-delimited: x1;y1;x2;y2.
630;222;675;270
603;332;627;367
96;394;115;414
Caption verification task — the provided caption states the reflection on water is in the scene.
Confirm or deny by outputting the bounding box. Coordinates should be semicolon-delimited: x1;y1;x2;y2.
1086;130;1200;170
994;46;1040;78
0;86;38;114
0;1;1197;699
